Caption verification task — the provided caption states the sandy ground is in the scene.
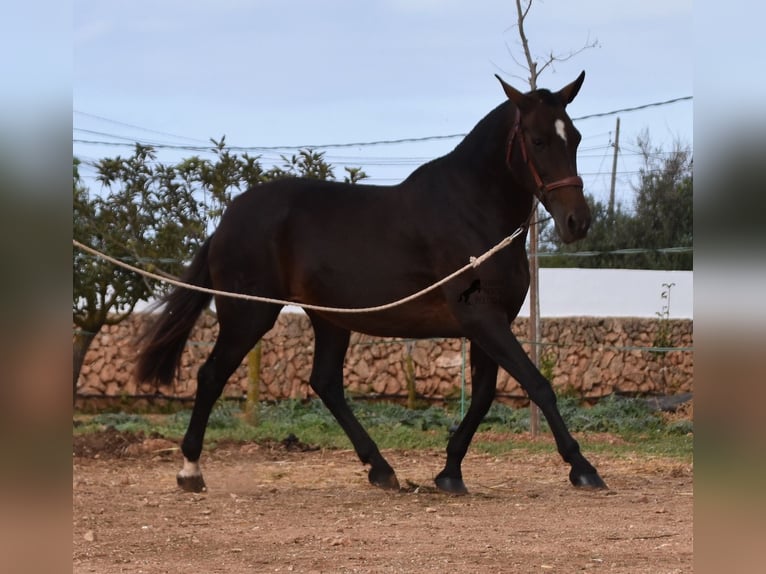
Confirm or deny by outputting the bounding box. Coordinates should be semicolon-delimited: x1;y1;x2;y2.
73;431;692;573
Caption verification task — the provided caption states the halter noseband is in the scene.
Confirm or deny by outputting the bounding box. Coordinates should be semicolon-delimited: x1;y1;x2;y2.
506;107;584;202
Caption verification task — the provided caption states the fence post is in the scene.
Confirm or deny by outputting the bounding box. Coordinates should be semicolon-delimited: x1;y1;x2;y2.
245;341;262;425
460;337;467;420
404;341;417;409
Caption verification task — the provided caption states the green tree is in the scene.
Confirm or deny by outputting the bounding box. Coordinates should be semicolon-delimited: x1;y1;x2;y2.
628;134;693;269
73;141;366;402
266;148;368;183
73;146;206;403
541;135;692;269
171;136;268;224
539;195;634;268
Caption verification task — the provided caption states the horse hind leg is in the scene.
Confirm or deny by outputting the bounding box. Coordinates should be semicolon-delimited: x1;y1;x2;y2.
176;350;225;493
308;314;399;490
177;301;281;493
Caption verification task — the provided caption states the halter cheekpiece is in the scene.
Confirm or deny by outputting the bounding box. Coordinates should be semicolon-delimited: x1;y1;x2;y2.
506;107;584;203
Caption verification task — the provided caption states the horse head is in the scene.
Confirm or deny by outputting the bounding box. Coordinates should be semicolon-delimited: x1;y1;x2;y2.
495;72;591;244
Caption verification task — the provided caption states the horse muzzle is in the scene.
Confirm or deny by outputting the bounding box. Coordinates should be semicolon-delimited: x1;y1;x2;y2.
556;202;591;244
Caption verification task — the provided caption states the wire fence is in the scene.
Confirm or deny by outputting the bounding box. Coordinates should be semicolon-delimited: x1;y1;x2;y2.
73;245;693;269
72;96;692;153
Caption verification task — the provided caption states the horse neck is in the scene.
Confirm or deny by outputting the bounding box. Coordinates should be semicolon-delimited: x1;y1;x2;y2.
396;101;537;233
442;102;535;225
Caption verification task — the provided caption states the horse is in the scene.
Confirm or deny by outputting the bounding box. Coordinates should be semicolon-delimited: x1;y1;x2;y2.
135;72;607;494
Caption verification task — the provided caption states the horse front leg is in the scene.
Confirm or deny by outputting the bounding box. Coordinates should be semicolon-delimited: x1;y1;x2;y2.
468;320;607;489
435;342;498;494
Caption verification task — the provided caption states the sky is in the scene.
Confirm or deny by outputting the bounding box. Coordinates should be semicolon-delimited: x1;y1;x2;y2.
73;0;693;210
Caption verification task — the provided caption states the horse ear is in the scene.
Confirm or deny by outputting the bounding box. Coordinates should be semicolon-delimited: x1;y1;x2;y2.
494;74;534;111
557;71;586;106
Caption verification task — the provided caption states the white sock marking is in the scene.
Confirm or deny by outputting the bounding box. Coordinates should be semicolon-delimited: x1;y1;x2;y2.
179;457;202;478
555;119;567;144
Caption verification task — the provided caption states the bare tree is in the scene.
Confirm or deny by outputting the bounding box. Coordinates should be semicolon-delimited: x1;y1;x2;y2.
505;0;598;434
506;0;599;89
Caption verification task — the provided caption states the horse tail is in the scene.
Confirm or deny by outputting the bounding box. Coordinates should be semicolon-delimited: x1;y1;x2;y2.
135;237;214;386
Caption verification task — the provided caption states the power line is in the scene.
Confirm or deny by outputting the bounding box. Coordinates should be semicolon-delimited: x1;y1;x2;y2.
73;95;692;152
74;128;170;145
73;110;210;144
572;96;692;121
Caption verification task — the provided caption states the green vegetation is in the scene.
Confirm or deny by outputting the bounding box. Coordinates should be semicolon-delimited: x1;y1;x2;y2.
74;395;692;460
540;133;692;270
73;143;367;402
653;282;676;350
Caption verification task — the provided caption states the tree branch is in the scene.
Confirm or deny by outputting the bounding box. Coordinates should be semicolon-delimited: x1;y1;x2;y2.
509;0;598;91
494;42;532;86
515;0;537;88
537;37;600;77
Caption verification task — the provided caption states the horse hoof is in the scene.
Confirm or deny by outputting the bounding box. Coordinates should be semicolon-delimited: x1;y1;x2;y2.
177;473;207;493
368;467;400;490
570;471;607;490
434;475;469;495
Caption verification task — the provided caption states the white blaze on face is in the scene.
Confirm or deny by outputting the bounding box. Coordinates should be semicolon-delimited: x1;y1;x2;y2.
554;119;567;144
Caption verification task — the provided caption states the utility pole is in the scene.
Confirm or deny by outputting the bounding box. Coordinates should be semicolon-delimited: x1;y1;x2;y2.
608;117;621;220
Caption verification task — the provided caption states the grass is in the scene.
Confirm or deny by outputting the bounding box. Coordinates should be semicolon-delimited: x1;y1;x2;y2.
73;395;693;461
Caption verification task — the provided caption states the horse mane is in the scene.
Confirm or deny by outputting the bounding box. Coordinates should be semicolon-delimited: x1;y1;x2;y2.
400;88;564;187
447;88;566;165
401;100;514;186
451;100;514;161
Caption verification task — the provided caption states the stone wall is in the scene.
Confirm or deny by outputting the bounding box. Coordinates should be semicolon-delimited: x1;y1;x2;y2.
76;313;693;403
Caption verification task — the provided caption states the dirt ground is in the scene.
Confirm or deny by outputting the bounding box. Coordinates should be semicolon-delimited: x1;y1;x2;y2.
73;432;693;573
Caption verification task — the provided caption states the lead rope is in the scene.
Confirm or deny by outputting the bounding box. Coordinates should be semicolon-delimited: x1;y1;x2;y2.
72;222;528;315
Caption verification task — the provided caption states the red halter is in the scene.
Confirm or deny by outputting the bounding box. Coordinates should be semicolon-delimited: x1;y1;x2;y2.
506;107;584;202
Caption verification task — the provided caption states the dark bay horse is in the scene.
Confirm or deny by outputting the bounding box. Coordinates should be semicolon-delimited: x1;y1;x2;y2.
136;72;607;494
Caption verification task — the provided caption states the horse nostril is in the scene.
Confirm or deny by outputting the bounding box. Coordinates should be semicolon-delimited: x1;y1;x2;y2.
567;214;578;234
567;214;590;237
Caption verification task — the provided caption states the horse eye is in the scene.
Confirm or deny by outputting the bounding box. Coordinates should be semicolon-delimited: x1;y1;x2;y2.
532;138;545;148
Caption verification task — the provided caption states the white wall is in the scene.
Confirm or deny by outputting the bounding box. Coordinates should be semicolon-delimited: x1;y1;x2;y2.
520;268;693;318
281;269;693;319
